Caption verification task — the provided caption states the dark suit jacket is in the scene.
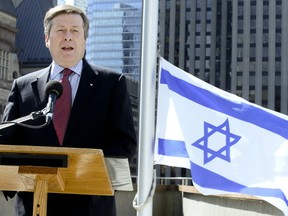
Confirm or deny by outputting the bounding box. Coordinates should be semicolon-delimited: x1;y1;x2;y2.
0;59;137;216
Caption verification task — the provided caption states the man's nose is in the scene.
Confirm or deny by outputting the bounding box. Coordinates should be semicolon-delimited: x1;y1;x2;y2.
64;32;72;41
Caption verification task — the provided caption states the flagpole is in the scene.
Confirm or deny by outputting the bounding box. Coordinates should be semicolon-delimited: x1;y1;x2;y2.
133;0;159;215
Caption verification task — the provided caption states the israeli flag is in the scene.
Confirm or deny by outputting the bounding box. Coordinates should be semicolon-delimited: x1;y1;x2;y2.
154;57;288;215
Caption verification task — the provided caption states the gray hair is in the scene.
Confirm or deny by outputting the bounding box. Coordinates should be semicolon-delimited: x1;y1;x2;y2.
44;4;89;40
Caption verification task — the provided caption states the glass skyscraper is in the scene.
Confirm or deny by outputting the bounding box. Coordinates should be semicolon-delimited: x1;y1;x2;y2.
85;0;142;81
57;0;87;12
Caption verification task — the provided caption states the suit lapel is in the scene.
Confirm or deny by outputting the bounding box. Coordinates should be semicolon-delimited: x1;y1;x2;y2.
30;66;60;145
66;60;100;131
31;66;51;109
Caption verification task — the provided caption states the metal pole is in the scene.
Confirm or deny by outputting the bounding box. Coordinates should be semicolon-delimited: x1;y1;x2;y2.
135;0;159;215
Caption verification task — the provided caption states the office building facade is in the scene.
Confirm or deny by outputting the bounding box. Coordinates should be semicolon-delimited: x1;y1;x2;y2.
57;0;87;12
85;0;142;81
159;0;288;114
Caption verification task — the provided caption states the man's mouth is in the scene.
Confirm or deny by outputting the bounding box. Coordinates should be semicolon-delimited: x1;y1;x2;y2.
62;47;74;51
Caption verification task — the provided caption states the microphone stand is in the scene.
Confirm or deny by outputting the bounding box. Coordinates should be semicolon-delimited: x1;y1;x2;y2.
0;109;48;131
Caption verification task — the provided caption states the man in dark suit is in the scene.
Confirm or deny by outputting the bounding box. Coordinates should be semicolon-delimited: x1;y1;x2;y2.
0;4;137;216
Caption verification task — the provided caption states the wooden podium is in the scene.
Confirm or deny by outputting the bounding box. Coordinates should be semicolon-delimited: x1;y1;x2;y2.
0;145;114;216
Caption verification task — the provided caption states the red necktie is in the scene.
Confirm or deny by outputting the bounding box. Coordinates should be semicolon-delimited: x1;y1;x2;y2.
53;68;73;145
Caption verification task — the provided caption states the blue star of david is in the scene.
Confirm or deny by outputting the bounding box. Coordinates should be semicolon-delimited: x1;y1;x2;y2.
192;119;241;164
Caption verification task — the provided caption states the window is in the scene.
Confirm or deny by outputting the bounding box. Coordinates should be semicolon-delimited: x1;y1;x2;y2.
0;50;8;80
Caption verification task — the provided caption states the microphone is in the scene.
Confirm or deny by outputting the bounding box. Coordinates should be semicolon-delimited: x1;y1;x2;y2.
44;80;63;124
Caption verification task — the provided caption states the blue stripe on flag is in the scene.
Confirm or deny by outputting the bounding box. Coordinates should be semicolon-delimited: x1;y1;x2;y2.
160;68;288;140
190;161;288;206
158;138;189;158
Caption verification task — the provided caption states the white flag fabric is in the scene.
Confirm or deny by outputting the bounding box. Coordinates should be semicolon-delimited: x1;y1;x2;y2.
154;57;288;215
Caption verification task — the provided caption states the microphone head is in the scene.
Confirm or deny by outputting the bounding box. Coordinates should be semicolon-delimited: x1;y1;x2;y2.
45;80;63;99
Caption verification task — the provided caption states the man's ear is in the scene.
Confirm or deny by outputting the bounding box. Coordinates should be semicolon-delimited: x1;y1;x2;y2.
45;34;49;48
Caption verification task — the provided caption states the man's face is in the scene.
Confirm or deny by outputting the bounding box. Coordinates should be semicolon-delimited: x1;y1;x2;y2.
45;13;86;68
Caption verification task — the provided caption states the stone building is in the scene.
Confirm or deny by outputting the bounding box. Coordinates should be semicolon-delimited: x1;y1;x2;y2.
0;0;20;118
14;0;54;75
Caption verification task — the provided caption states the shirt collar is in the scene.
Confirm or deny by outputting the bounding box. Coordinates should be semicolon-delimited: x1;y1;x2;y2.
50;60;83;79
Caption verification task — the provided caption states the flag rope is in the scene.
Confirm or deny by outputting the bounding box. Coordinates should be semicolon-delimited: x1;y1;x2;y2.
133;169;156;211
